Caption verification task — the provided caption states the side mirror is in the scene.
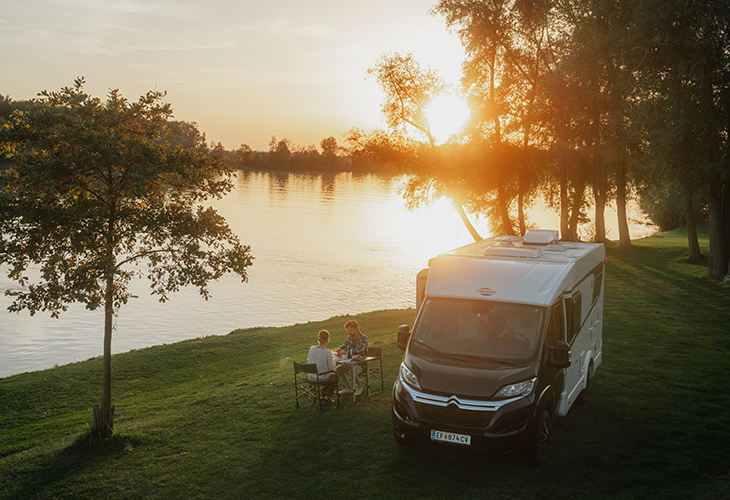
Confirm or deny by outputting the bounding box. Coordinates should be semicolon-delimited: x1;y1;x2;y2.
397;324;411;351
549;341;571;369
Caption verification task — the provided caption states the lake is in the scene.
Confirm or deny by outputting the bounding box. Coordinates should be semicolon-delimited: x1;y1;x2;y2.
0;170;655;377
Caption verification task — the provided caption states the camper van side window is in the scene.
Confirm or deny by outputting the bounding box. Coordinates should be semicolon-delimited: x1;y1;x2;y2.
567;292;582;343
546;302;563;347
593;272;603;304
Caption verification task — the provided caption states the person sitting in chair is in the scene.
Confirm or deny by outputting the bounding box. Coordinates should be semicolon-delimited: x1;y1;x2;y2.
307;330;338;401
335;320;369;396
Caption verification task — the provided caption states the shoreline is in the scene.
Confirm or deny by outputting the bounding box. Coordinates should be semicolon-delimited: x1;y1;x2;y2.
0;307;415;380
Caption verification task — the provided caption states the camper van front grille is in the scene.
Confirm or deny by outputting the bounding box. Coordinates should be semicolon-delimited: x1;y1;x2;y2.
416;402;494;430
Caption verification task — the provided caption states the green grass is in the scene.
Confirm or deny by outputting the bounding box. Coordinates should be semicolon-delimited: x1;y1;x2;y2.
1;226;729;499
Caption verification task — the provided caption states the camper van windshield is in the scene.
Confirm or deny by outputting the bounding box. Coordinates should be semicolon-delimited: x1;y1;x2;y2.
412;298;544;363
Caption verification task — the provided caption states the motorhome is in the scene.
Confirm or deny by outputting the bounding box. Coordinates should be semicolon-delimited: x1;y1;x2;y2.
392;229;605;465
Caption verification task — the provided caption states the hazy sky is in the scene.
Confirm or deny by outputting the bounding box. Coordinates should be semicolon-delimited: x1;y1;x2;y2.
2;0;466;151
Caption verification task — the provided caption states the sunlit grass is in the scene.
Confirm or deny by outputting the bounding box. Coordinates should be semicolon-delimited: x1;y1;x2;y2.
1;226;729;499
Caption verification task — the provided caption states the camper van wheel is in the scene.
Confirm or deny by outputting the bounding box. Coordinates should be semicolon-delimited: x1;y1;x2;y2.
527;409;551;467
576;362;592;406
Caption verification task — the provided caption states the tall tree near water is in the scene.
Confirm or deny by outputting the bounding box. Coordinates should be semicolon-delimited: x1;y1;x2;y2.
540;0;645;245
435;0;519;236
268;135;292;169
0;79;253;437
320;136;339;169
435;0;575;238
666;0;730;278
630;0;730;274
366;51;483;241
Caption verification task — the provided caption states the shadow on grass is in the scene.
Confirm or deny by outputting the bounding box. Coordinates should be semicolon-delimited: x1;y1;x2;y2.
65;429;139;455
237;392;591;500
5;431;141;499
243;352;728;500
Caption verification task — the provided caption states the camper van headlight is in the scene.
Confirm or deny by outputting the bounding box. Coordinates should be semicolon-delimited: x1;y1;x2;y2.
399;363;421;390
494;377;537;399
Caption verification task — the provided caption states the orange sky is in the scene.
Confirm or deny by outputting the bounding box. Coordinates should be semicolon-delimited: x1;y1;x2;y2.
2;1;466;151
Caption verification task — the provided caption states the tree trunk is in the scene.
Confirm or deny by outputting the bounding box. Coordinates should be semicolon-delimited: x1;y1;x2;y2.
455;202;482;242
593;150;607;243
490;57;514;237
684;194;701;260
518;188;526;236
497;178;515;236
724;179;730;279
594;187;606;243
95;206;116;439
493;146;514;236
707;178;728;278
94;271;115;439
93;403;114;438
616;158;632;249
560;169;570;241
568;179;586;242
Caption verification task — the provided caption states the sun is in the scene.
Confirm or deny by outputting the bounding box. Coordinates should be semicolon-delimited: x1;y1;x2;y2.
424;93;471;144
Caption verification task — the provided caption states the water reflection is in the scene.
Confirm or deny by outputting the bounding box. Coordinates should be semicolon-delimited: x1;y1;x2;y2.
0;170;654;377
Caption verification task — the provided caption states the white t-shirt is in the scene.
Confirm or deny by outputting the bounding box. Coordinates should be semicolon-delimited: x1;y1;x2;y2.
307;345;335;382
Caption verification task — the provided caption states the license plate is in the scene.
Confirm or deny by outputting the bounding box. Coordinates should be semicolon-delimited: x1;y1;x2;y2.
431;429;471;445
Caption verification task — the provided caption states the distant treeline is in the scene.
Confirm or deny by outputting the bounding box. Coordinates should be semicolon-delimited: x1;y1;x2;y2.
1;95;390;174
229;135;393;173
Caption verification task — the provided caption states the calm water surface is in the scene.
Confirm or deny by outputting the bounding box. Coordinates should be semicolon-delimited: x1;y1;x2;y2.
0;171;654;377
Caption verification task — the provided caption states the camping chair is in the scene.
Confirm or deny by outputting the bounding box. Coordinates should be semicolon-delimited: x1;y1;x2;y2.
293;361;338;410
366;346;384;394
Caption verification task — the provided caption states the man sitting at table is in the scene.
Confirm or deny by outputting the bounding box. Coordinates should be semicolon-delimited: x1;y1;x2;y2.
335;320;369;396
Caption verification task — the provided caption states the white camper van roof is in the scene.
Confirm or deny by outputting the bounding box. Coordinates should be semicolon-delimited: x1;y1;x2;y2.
425;230;605;307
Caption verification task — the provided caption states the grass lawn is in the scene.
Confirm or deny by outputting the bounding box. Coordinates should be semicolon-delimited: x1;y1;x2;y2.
1;226;729;499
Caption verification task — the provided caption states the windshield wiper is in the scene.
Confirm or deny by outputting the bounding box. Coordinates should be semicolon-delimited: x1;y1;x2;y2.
416;342;517;365
447;352;518;365
416;341;451;359
478;357;518;366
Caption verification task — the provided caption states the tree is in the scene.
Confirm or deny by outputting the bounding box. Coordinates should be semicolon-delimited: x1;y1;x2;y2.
320;136;339;169
161;120;208;152
367;52;483;241
653;0;730;277
0;79;253;437
290;143;320;170
268;135;292;169
435;0;518;236
320;136;338;156
367;51;445;147
235;143;255;166
625;0;730;273
0;94;13;122
434;0;564;237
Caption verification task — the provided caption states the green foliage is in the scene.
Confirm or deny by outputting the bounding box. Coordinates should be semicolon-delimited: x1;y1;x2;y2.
1;229;729;499
161;120;208;152
0;78;253;427
0;78;252;316
0;94;12;122
367;51;445;147
638;184;708;232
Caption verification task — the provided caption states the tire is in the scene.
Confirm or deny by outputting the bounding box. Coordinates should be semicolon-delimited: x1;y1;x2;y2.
576;362;592;406
526;409;551;466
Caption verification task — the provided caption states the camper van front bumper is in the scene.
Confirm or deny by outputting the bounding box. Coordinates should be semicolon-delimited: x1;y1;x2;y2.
392;378;534;448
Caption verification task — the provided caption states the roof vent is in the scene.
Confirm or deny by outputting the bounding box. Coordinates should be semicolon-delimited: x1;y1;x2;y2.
524;230;559;246
495;235;524;247
484;246;544;259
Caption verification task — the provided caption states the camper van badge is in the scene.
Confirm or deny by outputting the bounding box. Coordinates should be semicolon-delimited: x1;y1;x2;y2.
476;287;496;296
